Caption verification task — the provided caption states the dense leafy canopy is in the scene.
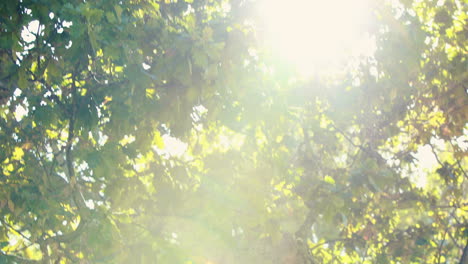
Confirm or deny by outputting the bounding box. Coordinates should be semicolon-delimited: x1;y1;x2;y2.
0;0;467;263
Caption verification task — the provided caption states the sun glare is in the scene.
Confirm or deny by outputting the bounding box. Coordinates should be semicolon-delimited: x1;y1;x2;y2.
257;0;374;76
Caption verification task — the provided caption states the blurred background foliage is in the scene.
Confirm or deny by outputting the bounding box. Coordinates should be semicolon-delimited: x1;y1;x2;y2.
0;0;467;263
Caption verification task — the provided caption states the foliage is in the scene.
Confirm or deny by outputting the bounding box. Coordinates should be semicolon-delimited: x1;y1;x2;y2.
0;0;467;263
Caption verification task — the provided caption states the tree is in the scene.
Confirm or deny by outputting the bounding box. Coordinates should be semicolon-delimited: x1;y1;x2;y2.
0;0;466;263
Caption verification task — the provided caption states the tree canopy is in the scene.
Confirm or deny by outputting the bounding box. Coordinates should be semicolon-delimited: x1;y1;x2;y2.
0;0;467;263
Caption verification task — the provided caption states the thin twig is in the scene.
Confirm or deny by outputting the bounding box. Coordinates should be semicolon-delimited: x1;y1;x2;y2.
448;141;468;180
34;143;51;179
1;220;32;243
330;123;360;149
460;235;468;264
428;142;444;167
310;238;350;252
437;229;448;264
0;251;39;263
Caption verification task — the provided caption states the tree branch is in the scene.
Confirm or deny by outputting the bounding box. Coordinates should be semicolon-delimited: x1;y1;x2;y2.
41;70;89;250
65;72;88;213
310;238;351;252
460;235;468;264
1;220;33;244
0;251;39;263
437;229;448;264
448;141;468;180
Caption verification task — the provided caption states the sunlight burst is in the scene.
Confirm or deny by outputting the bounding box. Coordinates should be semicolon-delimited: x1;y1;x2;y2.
258;0;375;76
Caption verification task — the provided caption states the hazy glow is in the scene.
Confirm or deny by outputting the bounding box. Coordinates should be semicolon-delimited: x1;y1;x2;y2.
258;0;374;76
411;138;446;188
159;134;188;157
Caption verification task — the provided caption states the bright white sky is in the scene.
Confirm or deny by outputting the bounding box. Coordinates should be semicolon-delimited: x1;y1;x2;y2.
409;134;468;188
257;0;375;76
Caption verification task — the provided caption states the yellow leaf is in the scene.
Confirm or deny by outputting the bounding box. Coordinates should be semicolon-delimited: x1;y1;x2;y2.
4;164;13;175
12;147;24;161
46;129;58;139
324;175;335;185
146;89;156;99
153;130;165;149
